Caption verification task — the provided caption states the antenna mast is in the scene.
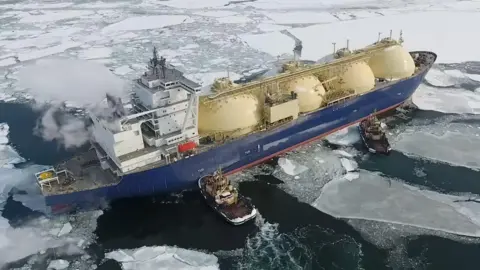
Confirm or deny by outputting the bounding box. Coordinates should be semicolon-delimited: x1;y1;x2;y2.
399;30;404;44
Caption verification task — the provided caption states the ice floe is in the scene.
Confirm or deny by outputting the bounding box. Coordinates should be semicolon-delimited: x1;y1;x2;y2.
278;157;308;176
47;259;70;270
102;15;192;33
325;125;361;146
0;123;24;169
105;246;219;270
313;170;480;238
77;47;113;60
240;11;480;63
18;10;94;24
240;31;294;58
272;145;346;204
424;68;463;87
340;158;358;172
412;84;480;114
391;120;480;170
263;11;338;24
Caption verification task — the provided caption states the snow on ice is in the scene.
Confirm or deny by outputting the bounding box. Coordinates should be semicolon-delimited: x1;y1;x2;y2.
105;246;219;270
412;84;480;115
314;170;480;238
102;15;193;33
240;11;480;63
278;157;308;176
391;120;480;170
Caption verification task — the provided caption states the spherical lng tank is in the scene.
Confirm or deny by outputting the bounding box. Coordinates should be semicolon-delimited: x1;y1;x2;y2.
285;76;326;112
333;62;375;94
368;45;415;80
198;94;261;135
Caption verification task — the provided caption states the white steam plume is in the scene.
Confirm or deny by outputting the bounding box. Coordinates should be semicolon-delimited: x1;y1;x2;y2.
18;58;127;106
18;58;128;149
34;105;91;149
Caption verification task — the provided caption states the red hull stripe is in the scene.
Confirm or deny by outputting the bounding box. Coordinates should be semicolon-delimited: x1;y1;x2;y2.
225;101;404;175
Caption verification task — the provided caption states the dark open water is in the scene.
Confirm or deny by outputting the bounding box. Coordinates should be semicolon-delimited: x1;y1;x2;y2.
2;101;480;270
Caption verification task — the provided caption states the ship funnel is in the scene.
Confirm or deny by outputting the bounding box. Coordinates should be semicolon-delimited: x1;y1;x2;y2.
106;93;126;119
293;40;302;61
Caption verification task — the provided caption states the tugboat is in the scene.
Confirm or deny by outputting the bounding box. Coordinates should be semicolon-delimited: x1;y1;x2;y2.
358;115;392;155
198;169;257;225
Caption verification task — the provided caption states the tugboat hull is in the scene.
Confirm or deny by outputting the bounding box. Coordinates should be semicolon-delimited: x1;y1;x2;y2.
358;121;392;155
198;176;257;225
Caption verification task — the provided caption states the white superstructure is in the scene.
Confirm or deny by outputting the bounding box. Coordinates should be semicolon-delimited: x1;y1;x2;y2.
90;48;201;175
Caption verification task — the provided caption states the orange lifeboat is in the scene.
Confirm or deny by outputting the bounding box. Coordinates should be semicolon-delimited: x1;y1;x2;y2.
178;141;196;153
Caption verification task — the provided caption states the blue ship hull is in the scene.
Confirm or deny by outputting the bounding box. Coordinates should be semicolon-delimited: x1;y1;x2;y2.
45;52;435;211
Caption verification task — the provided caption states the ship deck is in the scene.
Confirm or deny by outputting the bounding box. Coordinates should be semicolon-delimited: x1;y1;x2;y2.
129;52;436;174
40;149;120;196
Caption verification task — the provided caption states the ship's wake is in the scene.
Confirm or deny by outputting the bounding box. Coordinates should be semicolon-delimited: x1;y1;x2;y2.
267;135;480;267
232;219;363;270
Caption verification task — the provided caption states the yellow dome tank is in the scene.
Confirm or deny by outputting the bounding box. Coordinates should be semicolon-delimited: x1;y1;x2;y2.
198;94;261;135
334;62;375;94
368;45;415;80
285;76;325;113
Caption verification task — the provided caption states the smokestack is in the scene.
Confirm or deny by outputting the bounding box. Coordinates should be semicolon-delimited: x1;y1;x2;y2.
106;93;126;119
293;40;302;61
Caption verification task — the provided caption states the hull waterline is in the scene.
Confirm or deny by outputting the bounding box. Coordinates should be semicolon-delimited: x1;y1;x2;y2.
44;51;437;212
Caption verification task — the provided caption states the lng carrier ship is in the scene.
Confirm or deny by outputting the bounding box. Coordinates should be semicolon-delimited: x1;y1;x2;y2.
35;32;436;212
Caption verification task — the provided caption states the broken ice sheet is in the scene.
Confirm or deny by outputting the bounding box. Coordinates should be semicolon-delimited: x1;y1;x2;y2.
105;246;219;270
278;157;308;176
314;170;480;237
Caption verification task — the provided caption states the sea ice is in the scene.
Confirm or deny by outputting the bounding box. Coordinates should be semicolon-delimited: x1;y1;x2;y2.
102;15;192;33
47;259;70;270
105;246;219;270
193;11;237;18
391;121;480;170
240;31;294;58
0;123;24;169
340;158;358;172
412;84;480;114
263;11;338;24
278;158;308;176
332;149;355;158
77;47;113;60
424;68;460;87
240;11;480;63
57;223;73;237
113;65;133;76
314;170;480;237
156;0;231;9
325;125;360;146
216;15;251;24
18;10;94;24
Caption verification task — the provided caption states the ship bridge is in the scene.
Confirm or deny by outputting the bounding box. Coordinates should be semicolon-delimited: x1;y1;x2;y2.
90;48;202;175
